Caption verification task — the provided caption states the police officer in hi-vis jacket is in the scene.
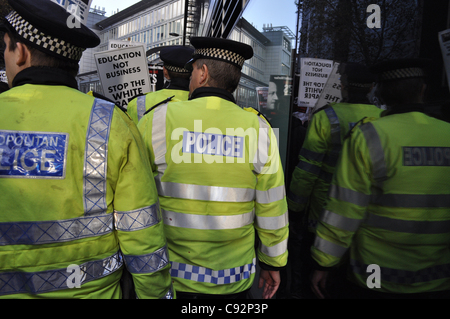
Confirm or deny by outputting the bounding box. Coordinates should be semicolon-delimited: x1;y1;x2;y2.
137;37;289;299
311;58;450;299
0;0;172;299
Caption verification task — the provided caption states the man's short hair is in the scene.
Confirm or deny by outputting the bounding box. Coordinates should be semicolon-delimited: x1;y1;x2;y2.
195;58;241;94
166;68;191;81
378;77;426;105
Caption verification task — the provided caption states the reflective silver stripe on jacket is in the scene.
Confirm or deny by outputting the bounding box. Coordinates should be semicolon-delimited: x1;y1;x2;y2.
359;122;387;187
364;213;450;234
371;193;450;208
253;117;271;174
158;181;256;202
299;148;325;162
136;95;147;122
123;245;169;274
0;250;122;296
322;107;341;167
320;209;363;232
296;161;321;176
170;258;256;285
114;204;161;232
0;214;113;246
351;259;450;285
260;238;288;257
83;99;115;216
152;102;169;189
162;209;255;230
313;236;348;258
162;285;175;299
329;185;371;207
256;211;289;230
256;185;286;204
163;209;287;231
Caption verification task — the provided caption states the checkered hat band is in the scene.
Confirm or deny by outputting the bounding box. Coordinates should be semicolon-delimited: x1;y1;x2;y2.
6;11;84;61
348;82;373;88
165;64;190;73
194;48;246;68
381;67;424;81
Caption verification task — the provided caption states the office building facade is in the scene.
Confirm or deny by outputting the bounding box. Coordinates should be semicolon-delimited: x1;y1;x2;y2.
77;0;293;110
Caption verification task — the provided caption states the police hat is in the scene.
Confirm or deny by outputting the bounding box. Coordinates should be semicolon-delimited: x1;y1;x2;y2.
0;0;100;61
339;62;375;88
370;58;431;82
185;37;253;71
160;45;194;73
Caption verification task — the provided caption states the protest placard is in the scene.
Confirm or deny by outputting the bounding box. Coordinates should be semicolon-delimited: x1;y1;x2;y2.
109;40;147;51
149;65;164;92
0;71;7;84
95;46;152;108
51;0;92;25
298;58;334;108
313;62;342;112
439;29;450;92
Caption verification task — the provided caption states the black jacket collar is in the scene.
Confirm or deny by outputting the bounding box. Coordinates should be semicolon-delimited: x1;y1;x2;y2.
382;103;426;117
165;77;190;91
189;87;236;104
382;103;450;123
12;67;78;90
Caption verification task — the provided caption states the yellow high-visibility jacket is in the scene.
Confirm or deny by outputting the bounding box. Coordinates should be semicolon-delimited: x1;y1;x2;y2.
138;87;289;295
312;110;450;294
127;89;189;125
0;72;173;299
288;103;381;232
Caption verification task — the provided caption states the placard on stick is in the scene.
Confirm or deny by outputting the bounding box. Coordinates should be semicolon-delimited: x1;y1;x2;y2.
95;46;151;109
313;62;342;113
298;58;334;108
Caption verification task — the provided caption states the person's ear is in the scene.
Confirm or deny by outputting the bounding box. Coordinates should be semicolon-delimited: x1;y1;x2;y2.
15;42;31;67
199;63;209;87
163;66;170;80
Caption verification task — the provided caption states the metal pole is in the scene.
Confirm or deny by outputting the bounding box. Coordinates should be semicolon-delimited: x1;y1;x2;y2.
285;0;302;184
183;0;189;46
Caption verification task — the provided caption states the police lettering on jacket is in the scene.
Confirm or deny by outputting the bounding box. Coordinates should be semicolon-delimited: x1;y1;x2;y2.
183;131;244;158
0;130;68;178
403;147;450;166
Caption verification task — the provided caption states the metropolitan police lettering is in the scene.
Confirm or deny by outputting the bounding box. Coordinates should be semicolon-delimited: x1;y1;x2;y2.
0;130;68;178
403;147;450;166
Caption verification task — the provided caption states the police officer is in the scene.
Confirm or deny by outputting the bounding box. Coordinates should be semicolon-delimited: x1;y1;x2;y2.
127;45;194;124
137;37;289;299
311;58;450;299
0;0;172;299
288;62;381;298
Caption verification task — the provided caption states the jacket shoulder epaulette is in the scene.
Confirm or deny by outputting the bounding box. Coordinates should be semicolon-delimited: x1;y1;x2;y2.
243;107;273;128
344;116;379;140
87;91;127;113
143;95;176;116
313;103;333;115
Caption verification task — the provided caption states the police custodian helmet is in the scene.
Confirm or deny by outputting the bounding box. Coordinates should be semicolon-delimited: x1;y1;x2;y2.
160;45;195;74
370;58;431;83
185;37;254;71
0;0;100;61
